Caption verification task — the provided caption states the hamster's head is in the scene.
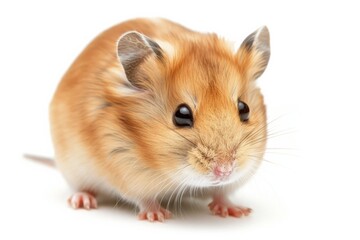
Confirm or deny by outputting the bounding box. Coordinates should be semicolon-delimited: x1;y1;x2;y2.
112;26;270;188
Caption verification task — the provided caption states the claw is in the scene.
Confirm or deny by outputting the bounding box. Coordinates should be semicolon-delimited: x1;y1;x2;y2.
208;196;251;218
138;201;172;222
67;192;97;210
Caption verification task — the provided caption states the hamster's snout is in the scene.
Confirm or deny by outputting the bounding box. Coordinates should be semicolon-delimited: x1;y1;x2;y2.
213;161;235;182
214;163;233;177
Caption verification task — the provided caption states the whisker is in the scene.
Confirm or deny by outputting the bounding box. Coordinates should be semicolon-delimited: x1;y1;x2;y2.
155;165;191;210
173;176;190;217
241;127;295;149
166;176;188;213
239;115;290;148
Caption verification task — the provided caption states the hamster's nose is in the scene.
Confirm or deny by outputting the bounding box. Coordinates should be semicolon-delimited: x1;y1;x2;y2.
214;164;233;177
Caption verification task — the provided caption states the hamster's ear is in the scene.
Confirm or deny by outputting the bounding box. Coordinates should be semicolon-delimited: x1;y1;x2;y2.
237;26;270;80
117;31;163;89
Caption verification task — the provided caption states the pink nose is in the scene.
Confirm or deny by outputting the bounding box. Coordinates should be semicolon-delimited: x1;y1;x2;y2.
214;165;233;177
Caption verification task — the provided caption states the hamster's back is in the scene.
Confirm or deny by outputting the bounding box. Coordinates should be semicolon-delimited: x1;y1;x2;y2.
54;18;193;91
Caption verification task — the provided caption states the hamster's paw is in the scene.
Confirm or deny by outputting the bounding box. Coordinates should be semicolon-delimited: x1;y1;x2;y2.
67;192;97;210
208;197;252;218
138;201;172;222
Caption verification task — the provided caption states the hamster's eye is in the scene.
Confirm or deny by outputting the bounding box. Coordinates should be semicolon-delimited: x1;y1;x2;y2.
173;104;193;127
238;100;250;122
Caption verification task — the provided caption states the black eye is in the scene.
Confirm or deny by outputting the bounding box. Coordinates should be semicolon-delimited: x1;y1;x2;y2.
173;104;193;127
238;100;250;122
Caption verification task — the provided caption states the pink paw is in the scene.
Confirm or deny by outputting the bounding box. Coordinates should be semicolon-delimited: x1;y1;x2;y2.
138;201;172;222
67;192;97;210
208;199;252;218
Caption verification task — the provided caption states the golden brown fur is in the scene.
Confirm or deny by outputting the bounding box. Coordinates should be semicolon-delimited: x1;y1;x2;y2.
50;18;270;218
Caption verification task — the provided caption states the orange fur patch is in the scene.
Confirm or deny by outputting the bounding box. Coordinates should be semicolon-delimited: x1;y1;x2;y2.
50;18;268;202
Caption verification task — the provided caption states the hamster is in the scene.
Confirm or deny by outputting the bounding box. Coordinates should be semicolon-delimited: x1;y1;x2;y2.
50;18;270;222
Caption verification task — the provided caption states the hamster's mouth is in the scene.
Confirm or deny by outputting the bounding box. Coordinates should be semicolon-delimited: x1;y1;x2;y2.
177;160;259;187
176;165;238;187
213;175;230;183
210;175;236;186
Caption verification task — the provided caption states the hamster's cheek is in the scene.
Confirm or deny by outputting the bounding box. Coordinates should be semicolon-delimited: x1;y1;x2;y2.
232;155;262;183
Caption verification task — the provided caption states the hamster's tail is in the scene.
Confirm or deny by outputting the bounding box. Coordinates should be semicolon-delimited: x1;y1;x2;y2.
23;154;56;168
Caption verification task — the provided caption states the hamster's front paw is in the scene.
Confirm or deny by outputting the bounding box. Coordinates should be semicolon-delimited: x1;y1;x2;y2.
208;195;252;218
138;200;172;222
67;192;97;210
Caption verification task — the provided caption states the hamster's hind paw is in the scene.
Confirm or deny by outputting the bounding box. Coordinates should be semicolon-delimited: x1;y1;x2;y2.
67;192;97;210
208;197;252;218
138;209;172;222
138;201;172;222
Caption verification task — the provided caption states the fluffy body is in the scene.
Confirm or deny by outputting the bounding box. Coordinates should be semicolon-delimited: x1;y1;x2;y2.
50;18;269;221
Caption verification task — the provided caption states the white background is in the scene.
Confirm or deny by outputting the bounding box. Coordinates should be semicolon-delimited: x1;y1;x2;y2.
1;0;359;239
